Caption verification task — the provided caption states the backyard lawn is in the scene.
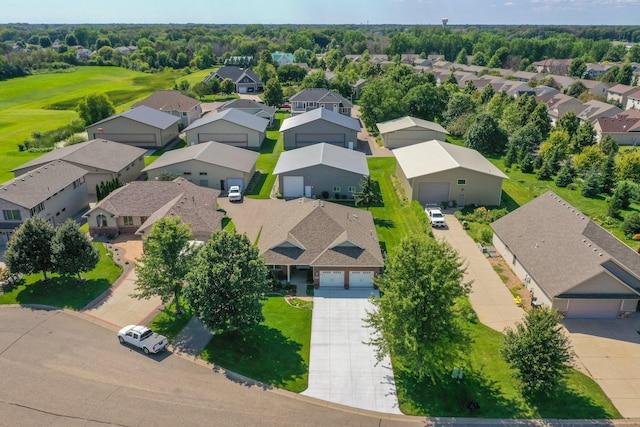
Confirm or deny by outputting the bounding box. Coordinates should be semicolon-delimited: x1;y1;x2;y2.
201;296;312;393
0;243;122;310
246;112;287;199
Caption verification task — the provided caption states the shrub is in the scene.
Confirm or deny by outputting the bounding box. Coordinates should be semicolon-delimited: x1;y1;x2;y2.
479;227;493;244
621;212;640;239
321;191;329;199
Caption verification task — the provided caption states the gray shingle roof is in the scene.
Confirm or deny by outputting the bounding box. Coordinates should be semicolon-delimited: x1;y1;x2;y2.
212;66;261;84
0;160;88;208
289;88;353;107
183;108;268;133
259;198;383;267
394;140;508;179
279;107;360;132
86;177;223;238
90;105;180;129
143;141;259;174
132;90;200;112
376;116;448;135
217;98;276;116
273;143;369;176
578;100;622;122
11;139;146;173
492;191;640;299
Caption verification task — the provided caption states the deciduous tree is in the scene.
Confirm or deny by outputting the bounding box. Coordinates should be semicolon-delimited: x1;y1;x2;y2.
365;235;470;381
184;230;270;333
76;93;115;126
465;114;507;155
501;308;573;397
133;217;195;314
263;78;284;107
51;219;99;280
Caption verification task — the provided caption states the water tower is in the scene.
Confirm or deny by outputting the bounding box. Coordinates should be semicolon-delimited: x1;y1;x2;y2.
442;18;448;26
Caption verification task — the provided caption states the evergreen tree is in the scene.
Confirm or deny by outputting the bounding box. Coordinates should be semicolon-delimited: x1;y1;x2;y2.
607;192;623;219
613;181;634;210
354;175;382;210
4;216;55;280
599;155;616;195
521;154;535;173
555;163;575;187
536;157;554;181
51;219;100;280
599;134;619;157
572;120;596;151
504;143;518;168
581;169;601;198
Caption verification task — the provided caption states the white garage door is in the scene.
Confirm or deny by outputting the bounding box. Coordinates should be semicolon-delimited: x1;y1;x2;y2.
417;182;450;205
282;176;304;198
349;271;374;288
565;299;621;319
319;271;345;287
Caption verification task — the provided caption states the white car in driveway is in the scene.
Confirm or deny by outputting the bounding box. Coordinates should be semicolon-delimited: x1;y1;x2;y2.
118;325;168;354
425;205;447;228
228;185;243;202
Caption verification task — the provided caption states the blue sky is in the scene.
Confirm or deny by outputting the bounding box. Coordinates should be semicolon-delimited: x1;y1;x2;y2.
3;0;640;25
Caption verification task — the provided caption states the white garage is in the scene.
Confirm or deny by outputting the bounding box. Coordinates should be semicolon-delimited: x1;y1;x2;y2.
349;271;374;288
295;133;345;147
198;133;248;147
226;178;244;191
417;182;450;205
184;109;268;149
564;299;622;319
319;271;345;287
282;176;304;198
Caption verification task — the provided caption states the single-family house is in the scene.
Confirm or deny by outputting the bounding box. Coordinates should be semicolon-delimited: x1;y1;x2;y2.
578;100;623;124
594;110;640;145
11;139;146;196
492;192;640;318
544;74;576;91
132;90;202;127
0;161;88;245
545;94;586;125
626;89;640;111
259;198;384;288
143;141;258;191
534;85;561;103
289;88;353;117
510;71;543;83
86;106;180;149
273;143;369;199
352;78;368;100
279;107;360;150
377;116;448;149
272;51;295;66
84;177;223;241
579;79;611;97
204;66;262;93
394;140;508;207
607;84;638;107
531;59;572;75
585;63;614;79
216;99;276;127
184;109;268;149
499;80;536;98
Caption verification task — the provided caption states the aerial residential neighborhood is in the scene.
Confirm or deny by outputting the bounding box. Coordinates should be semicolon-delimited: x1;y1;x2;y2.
1;13;640;426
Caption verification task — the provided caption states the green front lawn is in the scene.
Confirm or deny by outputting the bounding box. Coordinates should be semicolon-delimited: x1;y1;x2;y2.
147;300;193;342
201;296;312;392
0;243;122;310
396;317;620;419
246;112;287;199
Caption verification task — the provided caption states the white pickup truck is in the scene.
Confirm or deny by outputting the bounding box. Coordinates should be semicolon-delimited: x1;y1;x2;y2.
118;325;168;354
425;205;447;228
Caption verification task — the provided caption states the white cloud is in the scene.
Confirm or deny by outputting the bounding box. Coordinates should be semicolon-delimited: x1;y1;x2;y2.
504;1;515;5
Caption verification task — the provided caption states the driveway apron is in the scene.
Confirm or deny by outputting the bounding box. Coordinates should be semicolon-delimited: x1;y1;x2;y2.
303;288;402;414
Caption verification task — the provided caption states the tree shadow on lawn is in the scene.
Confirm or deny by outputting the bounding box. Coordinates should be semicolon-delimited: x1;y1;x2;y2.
203;325;306;390
396;368;523;418
14;276;112;310
529;384;617;420
374;218;395;229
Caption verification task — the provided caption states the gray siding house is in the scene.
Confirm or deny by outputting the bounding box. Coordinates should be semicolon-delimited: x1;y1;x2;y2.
492;192;640;319
280;108;360;150
0;161;89;245
143;141;258;191
394;140;507;207
289;88;353;116
184;109;268;149
86;106;180;149
377;116;448;149
273;143;369;199
11;139;146;196
205;66;262;93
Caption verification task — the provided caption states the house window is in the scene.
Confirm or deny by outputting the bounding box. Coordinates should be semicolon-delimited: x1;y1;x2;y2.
308;102;317;108
140;216;148;224
348;186;356;193
457;179;467;185
199;172;208;176
2;210;21;221
29;203;44;216
123;216;134;226
183;172;192;176
182;112;187;116
333;186;341;192
96;214;107;227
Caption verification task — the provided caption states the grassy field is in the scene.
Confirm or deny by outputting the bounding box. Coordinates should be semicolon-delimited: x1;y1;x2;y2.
0;243;122;310
397;318;620;419
147;299;193;342
0;66;187;183
201;296;312;392
246;112;287;199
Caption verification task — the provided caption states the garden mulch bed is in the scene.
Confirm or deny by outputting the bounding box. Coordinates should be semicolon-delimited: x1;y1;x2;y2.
487;255;532;310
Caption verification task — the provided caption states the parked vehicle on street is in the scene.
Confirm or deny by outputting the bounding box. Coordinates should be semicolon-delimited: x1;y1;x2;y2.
118;325;168;354
425;205;447;228
228;185;243;202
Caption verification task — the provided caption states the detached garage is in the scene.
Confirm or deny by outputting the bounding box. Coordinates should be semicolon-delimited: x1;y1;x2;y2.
280;107;360;150
492;192;640;319
377;116;449;149
394;140;507;207
184;109;268;149
86;106;180;149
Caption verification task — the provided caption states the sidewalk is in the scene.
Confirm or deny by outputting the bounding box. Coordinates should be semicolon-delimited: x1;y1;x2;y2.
432;215;525;333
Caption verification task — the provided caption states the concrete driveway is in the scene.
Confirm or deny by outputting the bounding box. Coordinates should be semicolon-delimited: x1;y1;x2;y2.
435;214;640;419
302;288;402;414
218;197;283;243
564;318;640;418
